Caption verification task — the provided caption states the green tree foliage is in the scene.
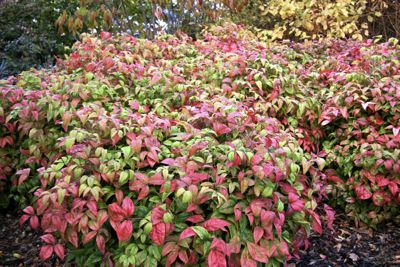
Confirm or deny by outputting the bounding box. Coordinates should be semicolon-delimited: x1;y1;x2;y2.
55;0;246;40
230;0;399;42
0;0;78;78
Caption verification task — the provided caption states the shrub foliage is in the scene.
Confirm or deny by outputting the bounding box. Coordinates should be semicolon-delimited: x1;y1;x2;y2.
1;23;400;266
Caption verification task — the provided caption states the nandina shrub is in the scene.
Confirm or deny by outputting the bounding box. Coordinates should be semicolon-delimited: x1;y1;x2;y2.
238;36;400;228
0;25;332;267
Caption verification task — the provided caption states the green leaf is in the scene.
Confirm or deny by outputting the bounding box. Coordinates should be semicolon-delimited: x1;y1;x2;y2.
85;251;103;265
192;226;209;240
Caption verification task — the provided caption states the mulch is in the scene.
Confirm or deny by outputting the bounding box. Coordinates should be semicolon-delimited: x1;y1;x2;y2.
1;207;400;267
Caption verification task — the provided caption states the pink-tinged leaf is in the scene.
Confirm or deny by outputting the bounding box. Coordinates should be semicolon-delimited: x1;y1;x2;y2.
179;250;189;263
308;210;322;235
16;168;30;186
288;193;305;211
41;234;56;244
340;107;348;119
116;220;132;242
23;206;35;215
54;244;64;260
150;222;166;246
129;101;140;109
166;250;179;267
250;155;262;166
234;204;242;222
204;218;231;232
273;240;290;258
240;251;257;267
329;175;345;185
260;239;276;258
211;237;230;256
134;173;149;184
108;203;124;221
179;227;196;241
137;185;149;201
151;75;162;86
19;215;31;228
40;245;54;261
149;173;165;185
302;161;311;175
161;158;175;166
30;216;39;229
185;215;204;223
389;182;399;196
66;227;78;248
208;250;227;267
358;189;372;199
122;197;135;217
96;235;106;255
83;231;97;244
213;122;231;136
253;226;264;244
247;242;269;263
324;204;334;228
162;242;178;256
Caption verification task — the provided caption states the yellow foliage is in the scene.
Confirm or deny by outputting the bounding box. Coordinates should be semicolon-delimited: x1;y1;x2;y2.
229;0;388;43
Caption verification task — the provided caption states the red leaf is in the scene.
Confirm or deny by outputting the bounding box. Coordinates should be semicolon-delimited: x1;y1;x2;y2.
149;173;165;185
288;193;305;211
41;234;56;244
210;237;230;256
19;215;31;228
16;168;30;186
208;250;227;267
234;203;242;221
122;197;135;217
108;203;125;221
83;231;97;244
137;185;149;201
23;206;35;215
253;226;264;244
185;215;204;223
54;244;64;260
247;242;269;263
204;218;231;232
40;245;54;261
66;227;78;248
329;175;345;185
166;250;179;267
150;222;166;246
30;216;39;229
162;242;178;256
213;122;232;136
250;155;262;166
179;227;197;241
357;189;372;199
96;235;106;255
308;210;322;235
324;204;334;228
179;250;189;263
116;220;132;242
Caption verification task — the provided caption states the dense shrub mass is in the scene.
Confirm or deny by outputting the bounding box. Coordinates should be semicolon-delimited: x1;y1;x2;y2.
0;23;399;266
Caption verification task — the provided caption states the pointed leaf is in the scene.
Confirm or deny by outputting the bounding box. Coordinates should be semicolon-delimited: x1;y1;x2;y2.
40;245;54;261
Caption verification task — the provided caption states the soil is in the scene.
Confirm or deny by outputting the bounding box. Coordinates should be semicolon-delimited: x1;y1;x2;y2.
0;207;400;267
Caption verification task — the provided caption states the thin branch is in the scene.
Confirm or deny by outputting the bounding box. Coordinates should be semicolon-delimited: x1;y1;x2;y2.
139;0;149;38
119;0;135;35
